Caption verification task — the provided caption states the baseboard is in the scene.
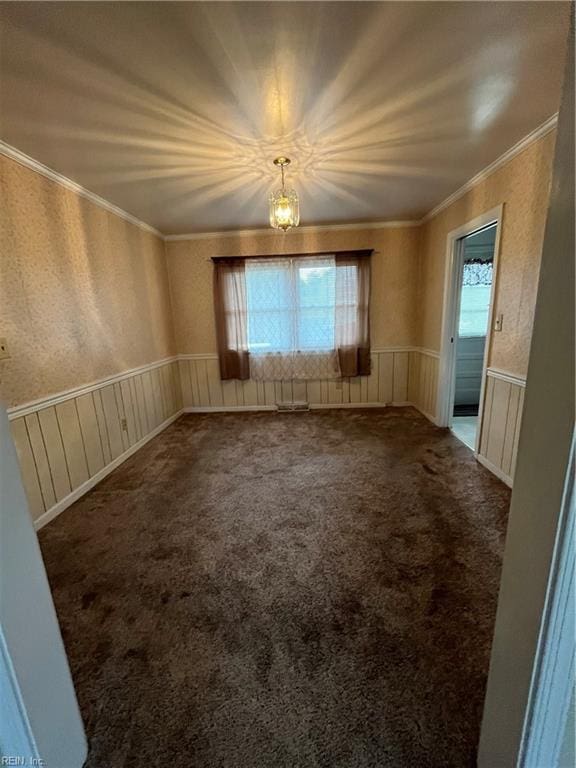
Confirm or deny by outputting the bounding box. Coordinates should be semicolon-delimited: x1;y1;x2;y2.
31;405;509;530
184;401;423;413
34;410;183;531
310;402;405;410
475;452;513;488
411;403;440;426
183;405;277;413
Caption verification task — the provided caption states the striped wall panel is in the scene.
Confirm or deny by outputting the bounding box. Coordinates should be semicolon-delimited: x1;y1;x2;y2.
408;350;439;420
8;349;522;531
178;350;418;410
477;369;526;486
9;348;521;531
9;359;182;529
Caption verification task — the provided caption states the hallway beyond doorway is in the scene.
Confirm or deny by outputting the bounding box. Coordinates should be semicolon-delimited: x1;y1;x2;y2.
452;415;478;450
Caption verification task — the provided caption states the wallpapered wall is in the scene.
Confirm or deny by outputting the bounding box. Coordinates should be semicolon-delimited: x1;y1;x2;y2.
0;128;556;411
0;127;558;512
166;129;555;377
417;130;556;377
165;226;421;354
0;155;176;407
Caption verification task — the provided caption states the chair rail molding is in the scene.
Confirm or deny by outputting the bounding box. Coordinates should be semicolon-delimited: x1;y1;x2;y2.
7;356;179;420
8;358;183;530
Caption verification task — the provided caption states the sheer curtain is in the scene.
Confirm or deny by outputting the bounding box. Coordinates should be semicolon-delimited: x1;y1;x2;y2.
213;252;371;381
335;252;371;376
213;258;250;380
246;256;340;380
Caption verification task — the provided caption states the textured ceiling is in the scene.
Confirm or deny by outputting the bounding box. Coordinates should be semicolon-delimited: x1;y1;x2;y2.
0;2;569;234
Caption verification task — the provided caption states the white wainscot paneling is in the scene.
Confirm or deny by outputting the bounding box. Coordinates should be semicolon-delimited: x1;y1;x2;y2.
178;350;418;411
408;349;439;421
477;368;526;486
8;359;182;530
10;351;521;529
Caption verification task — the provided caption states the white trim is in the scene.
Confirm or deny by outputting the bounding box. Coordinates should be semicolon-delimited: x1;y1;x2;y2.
473;214;503;454
437;205;503;442
7;356;178;420
33;410;183;531
486;367;527;388
416;347;440;359
0;140;163;238
0;628;39;760
179;353;220;361
4;348;439;418
178;347;437;362
372;346;414;354
520;433;575;767
475;452;513;488
311;402;402;410
166;115;558;240
422;114;558;223
184;401;418;413
184;405;276;414
411;402;440;426
2;115;556;242
164;219;420;242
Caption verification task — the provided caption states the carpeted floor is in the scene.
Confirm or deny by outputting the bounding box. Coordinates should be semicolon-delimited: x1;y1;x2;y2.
39;407;510;768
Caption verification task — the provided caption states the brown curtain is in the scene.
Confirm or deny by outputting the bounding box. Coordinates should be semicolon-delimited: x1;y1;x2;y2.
213;259;250;380
335;252;371;377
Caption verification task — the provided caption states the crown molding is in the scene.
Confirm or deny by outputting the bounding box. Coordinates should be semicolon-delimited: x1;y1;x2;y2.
0;140;163;238
2;112;557;241
164;219;420;242
421;113;558;223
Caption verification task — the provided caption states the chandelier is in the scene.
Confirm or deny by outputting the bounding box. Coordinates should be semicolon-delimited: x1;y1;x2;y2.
269;156;300;231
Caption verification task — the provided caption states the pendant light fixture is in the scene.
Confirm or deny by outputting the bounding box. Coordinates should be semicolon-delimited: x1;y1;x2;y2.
269;156;300;232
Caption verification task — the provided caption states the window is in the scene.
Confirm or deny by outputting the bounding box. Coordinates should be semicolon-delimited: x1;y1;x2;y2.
458;261;493;338
245;256;337;354
213;251;371;381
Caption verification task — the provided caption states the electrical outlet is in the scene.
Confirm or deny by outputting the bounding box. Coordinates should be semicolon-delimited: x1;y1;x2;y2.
120;418;128;431
0;337;10;360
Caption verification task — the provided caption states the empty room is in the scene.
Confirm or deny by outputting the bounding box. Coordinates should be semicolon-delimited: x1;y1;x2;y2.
1;3;574;767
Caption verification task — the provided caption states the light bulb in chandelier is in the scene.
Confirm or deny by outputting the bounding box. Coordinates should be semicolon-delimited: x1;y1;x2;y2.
269;157;300;231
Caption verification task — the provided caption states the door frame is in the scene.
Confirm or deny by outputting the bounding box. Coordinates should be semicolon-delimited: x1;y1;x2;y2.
518;432;575;766
437;204;504;451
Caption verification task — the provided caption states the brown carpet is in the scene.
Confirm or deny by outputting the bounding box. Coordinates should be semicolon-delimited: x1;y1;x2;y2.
39;408;510;768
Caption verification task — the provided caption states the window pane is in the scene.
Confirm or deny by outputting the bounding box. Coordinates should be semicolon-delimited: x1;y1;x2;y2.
297;261;335;350
245;256;341;353
246;261;293;352
298;308;335;350
459;284;492;337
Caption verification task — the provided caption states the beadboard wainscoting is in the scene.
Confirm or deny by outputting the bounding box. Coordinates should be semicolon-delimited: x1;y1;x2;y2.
179;348;440;418
6;353;522;529
408;349;439;423
8;359;183;529
476;368;526;487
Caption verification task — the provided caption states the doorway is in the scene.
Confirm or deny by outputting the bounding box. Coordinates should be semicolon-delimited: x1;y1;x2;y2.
451;225;497;448
437;205;502;449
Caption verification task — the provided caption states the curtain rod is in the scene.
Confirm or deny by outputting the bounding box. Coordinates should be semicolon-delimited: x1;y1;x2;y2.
210;249;373;263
